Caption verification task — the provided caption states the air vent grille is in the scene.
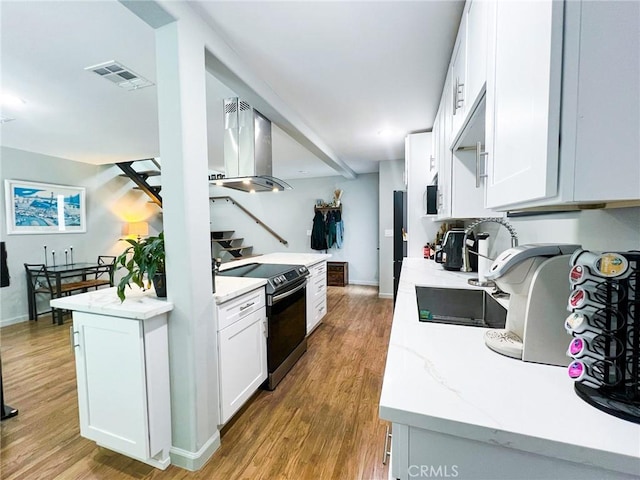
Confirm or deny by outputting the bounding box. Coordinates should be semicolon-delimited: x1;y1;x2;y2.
239;100;251;112
85;61;154;91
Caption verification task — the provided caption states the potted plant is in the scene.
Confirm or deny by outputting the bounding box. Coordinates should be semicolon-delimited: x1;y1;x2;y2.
115;231;166;301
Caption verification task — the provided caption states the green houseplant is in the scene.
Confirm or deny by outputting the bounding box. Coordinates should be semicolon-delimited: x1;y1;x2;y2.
115;231;166;301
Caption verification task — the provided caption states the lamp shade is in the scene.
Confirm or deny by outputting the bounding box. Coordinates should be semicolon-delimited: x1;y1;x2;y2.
122;221;149;239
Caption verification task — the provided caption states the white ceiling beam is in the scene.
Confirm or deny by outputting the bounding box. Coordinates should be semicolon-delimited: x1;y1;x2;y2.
120;0;357;180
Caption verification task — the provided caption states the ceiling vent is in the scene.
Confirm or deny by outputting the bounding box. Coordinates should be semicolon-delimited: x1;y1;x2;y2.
84;61;154;91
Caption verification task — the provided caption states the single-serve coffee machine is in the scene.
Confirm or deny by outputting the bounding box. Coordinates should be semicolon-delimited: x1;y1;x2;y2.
484;244;581;366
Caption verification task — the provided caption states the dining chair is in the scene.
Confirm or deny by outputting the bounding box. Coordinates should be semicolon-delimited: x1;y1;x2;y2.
24;264;58;323
95;255;116;288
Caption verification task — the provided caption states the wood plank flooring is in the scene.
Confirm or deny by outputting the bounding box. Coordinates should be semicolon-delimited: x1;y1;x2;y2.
0;285;393;480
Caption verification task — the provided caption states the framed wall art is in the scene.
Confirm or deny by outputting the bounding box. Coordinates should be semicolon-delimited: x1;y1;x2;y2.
4;180;86;234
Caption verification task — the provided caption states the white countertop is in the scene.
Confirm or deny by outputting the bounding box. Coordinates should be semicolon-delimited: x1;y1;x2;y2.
379;258;640;476
219;252;331;271
50;286;173;320
213;277;267;305
213;253;327;304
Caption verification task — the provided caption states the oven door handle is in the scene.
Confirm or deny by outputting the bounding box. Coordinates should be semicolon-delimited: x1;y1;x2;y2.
271;279;307;304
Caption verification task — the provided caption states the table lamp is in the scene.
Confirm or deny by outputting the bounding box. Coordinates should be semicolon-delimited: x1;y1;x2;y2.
122;221;149;242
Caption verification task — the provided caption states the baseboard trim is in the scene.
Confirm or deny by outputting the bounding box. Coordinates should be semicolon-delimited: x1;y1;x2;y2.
0;315;29;328
378;293;393;299
169;430;221;471
347;280;379;286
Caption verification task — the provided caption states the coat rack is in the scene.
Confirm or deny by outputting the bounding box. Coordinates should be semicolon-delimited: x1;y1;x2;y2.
314;205;342;213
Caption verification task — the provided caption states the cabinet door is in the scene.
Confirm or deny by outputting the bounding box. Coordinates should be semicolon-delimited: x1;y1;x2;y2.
218;307;267;424
485;0;564;209
306;261;327;334
465;0;488;110
73;312;149;459
450;17;467;137
437;74;453;220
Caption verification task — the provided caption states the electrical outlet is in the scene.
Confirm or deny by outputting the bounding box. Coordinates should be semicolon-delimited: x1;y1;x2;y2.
306;230;312;236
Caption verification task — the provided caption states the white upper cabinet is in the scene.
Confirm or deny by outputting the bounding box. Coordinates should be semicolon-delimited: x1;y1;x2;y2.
483;0;639;210
485;0;564;209
465;0;489;107
450;15;467;137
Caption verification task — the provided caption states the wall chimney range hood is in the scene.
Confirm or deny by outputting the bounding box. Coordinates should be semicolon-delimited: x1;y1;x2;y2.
214;98;291;193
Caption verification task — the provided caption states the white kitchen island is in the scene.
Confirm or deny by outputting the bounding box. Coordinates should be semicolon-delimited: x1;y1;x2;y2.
51;287;173;470
380;258;640;480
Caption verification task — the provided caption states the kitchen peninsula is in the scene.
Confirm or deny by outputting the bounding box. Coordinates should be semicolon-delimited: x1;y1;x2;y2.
380;258;640;480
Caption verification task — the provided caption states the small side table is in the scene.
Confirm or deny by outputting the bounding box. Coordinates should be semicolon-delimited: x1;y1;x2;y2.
327;261;349;287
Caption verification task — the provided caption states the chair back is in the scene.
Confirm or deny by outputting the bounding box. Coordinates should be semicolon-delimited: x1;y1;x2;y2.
97;256;116;283
24;263;54;293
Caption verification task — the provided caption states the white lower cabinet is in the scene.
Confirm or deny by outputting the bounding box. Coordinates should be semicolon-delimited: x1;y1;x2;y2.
390;422;635;480
216;287;267;425
306;261;327;334
72;311;171;469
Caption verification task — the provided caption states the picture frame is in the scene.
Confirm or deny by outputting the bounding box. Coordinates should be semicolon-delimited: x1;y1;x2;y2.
4;179;86;234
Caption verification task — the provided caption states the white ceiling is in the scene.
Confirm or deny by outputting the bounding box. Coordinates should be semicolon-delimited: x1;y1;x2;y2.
0;0;463;180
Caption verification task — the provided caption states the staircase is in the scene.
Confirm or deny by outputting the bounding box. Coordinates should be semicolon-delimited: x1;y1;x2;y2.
211;231;254;261
116;158;163;207
117;161;285;262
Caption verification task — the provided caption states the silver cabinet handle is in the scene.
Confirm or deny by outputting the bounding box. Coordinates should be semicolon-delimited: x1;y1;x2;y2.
382;424;392;465
475;141;489;188
457;80;465;109
263;318;268;338
70;327;79;353
452;78;459;113
239;301;255;311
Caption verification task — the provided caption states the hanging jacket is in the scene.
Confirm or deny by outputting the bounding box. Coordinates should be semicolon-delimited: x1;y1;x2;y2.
327;211;337;248
335;210;344;249
311;211;328;250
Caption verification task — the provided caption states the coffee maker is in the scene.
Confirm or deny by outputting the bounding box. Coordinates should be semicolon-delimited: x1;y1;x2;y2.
483;244;581;366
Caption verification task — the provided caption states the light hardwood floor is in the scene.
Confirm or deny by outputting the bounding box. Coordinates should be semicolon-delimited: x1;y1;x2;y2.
1;285;393;480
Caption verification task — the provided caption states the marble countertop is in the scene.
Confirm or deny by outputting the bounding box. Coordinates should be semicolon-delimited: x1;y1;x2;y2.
50;286;173;320
379;257;640;476
213;277;267;305
219;252;331;271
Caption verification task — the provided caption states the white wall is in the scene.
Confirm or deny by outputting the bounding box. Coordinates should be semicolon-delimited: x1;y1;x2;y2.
0;146;162;326
378;160;405;298
470;207;640;261
209;173;379;285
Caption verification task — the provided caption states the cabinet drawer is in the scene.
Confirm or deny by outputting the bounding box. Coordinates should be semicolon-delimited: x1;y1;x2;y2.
217;288;266;331
310;261;326;275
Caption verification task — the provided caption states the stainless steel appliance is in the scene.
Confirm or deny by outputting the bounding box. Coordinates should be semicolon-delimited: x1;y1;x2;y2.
393;191;407;302
434;229;466;271
217;263;309;390
214;98;292;193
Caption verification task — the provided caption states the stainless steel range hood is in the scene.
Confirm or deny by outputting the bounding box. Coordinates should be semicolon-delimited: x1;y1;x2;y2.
214;98;291;193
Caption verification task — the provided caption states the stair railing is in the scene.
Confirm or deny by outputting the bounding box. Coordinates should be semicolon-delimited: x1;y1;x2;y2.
210;196;288;246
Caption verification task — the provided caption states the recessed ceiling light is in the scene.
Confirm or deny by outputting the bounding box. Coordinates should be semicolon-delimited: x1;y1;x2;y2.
0;92;26;108
377;128;401;138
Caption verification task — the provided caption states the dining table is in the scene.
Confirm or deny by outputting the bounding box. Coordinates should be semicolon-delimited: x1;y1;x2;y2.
44;262;114;325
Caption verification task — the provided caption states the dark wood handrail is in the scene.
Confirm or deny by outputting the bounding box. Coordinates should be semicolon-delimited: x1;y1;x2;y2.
210;196;288;246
